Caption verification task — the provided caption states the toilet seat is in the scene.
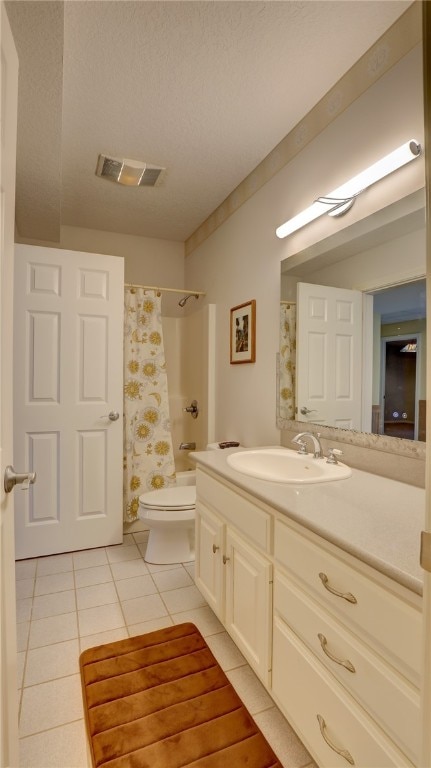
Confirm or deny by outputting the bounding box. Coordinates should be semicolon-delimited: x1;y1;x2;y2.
138;485;196;564
139;486;195;511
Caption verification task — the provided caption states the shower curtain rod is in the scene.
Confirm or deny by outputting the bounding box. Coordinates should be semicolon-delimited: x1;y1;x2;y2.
124;282;206;297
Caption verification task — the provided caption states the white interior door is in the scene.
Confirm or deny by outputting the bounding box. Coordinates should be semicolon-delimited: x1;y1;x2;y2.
296;282;363;429
14;244;124;559
0;5;19;765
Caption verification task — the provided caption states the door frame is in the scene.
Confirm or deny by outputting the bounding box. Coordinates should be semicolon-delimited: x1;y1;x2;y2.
0;3;19;765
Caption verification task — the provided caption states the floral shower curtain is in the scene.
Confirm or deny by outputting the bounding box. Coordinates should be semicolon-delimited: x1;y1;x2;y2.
279;302;296;420
123;288;176;522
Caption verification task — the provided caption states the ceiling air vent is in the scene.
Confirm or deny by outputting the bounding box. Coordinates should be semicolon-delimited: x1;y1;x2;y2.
95;154;165;187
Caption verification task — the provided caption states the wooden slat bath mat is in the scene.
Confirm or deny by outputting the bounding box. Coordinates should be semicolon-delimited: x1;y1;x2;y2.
80;622;282;768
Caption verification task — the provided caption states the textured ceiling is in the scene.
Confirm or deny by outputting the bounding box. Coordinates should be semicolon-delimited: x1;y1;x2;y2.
6;0;413;244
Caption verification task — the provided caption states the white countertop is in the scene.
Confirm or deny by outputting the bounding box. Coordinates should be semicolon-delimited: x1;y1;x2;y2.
192;447;425;596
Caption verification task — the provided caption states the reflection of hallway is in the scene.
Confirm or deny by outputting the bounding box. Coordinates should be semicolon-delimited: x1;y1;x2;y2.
383;339;417;440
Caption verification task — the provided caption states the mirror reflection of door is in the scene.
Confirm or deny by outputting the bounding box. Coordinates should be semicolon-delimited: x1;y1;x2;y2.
380;335;422;440
296;282;363;429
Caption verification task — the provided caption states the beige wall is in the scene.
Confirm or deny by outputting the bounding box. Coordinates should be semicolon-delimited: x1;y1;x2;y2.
16;224;187;317
163;304;216;470
185;45;426;479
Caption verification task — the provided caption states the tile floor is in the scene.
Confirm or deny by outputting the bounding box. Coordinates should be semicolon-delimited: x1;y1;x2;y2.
15;531;316;768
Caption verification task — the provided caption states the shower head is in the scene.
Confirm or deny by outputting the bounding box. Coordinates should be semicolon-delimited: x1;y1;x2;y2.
178;294;199;308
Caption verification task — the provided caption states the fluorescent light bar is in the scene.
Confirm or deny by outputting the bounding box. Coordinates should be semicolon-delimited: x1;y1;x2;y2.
276;140;421;239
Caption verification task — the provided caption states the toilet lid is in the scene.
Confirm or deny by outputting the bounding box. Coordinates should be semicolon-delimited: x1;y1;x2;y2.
139;485;196;510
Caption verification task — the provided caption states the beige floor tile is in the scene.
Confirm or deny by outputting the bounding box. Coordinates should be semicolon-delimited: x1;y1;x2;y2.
160;584;207;614
78;602;125;637
32;590;76;620
73;548;108;570
29;612;78;649
15;577;35;600
205;631;247;671
17;651;26;689
35;571;74;596
109;558;149;580
184;562;195;578
74;564;112;588
225;664;273;714
171;606;224;637
121;593;168;625
76;581;118;610
132;531;149;543
253;707;316;768
24;640;81;687
106;543;141;563
19;720;88;768
15;546;313;768
127;615;174;637
144;560;182;573
79;626;129;652
16;621;30;652
16;559;37;580
151;566;194;592
114;574;157;601
16;598;33;623
36;554;73;577
19;674;83;737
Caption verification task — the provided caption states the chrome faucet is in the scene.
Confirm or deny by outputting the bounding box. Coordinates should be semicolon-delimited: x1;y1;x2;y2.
291;432;323;459
179;442;196;451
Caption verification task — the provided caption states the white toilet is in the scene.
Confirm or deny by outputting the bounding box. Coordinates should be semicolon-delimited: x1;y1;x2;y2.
138;444;233;564
138;484;196;564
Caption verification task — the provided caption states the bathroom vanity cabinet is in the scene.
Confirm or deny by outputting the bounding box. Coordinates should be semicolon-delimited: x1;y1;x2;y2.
195;469;272;686
194;463;423;768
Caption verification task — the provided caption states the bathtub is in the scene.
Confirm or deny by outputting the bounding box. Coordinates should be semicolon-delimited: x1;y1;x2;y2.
175;470;196;487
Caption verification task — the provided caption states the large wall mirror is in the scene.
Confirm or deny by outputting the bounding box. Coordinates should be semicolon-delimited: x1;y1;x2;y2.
277;188;426;459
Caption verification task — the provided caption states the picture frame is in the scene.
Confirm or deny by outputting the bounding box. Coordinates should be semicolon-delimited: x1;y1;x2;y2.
230;300;256;364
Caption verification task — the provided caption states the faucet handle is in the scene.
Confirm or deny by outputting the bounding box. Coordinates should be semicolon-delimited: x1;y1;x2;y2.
326;448;343;465
292;438;307;454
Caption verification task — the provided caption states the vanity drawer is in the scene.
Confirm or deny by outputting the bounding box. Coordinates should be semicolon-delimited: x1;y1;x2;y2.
274;520;421;683
272;616;414;768
196;470;271;551
274;571;420;764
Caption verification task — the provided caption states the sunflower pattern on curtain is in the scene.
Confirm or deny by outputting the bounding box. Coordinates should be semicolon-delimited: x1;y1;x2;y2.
123;288;176;522
279;302;296;420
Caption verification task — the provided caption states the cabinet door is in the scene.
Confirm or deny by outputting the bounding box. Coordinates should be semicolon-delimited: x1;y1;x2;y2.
225;528;272;685
195;503;225;618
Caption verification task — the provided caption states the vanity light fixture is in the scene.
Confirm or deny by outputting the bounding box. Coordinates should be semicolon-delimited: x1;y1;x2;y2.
275;140;422;239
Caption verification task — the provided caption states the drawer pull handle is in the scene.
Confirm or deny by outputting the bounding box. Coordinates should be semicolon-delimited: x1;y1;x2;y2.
317;714;355;765
212;544;219;554
318;633;356;673
318;572;357;604
222;555;230;565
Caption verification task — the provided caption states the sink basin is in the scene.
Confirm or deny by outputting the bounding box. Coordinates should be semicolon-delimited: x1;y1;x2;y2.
226;448;352;484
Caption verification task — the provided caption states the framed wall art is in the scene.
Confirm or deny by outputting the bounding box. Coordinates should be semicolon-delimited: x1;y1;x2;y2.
230;300;256;364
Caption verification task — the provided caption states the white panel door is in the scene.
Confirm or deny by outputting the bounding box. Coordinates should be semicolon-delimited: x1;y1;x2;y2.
296;282;363;430
1;5;20;765
14;244;124;559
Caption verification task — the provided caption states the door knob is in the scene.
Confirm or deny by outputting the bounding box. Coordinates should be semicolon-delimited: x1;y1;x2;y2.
101;411;120;421
4;466;37;494
300;407;317;416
